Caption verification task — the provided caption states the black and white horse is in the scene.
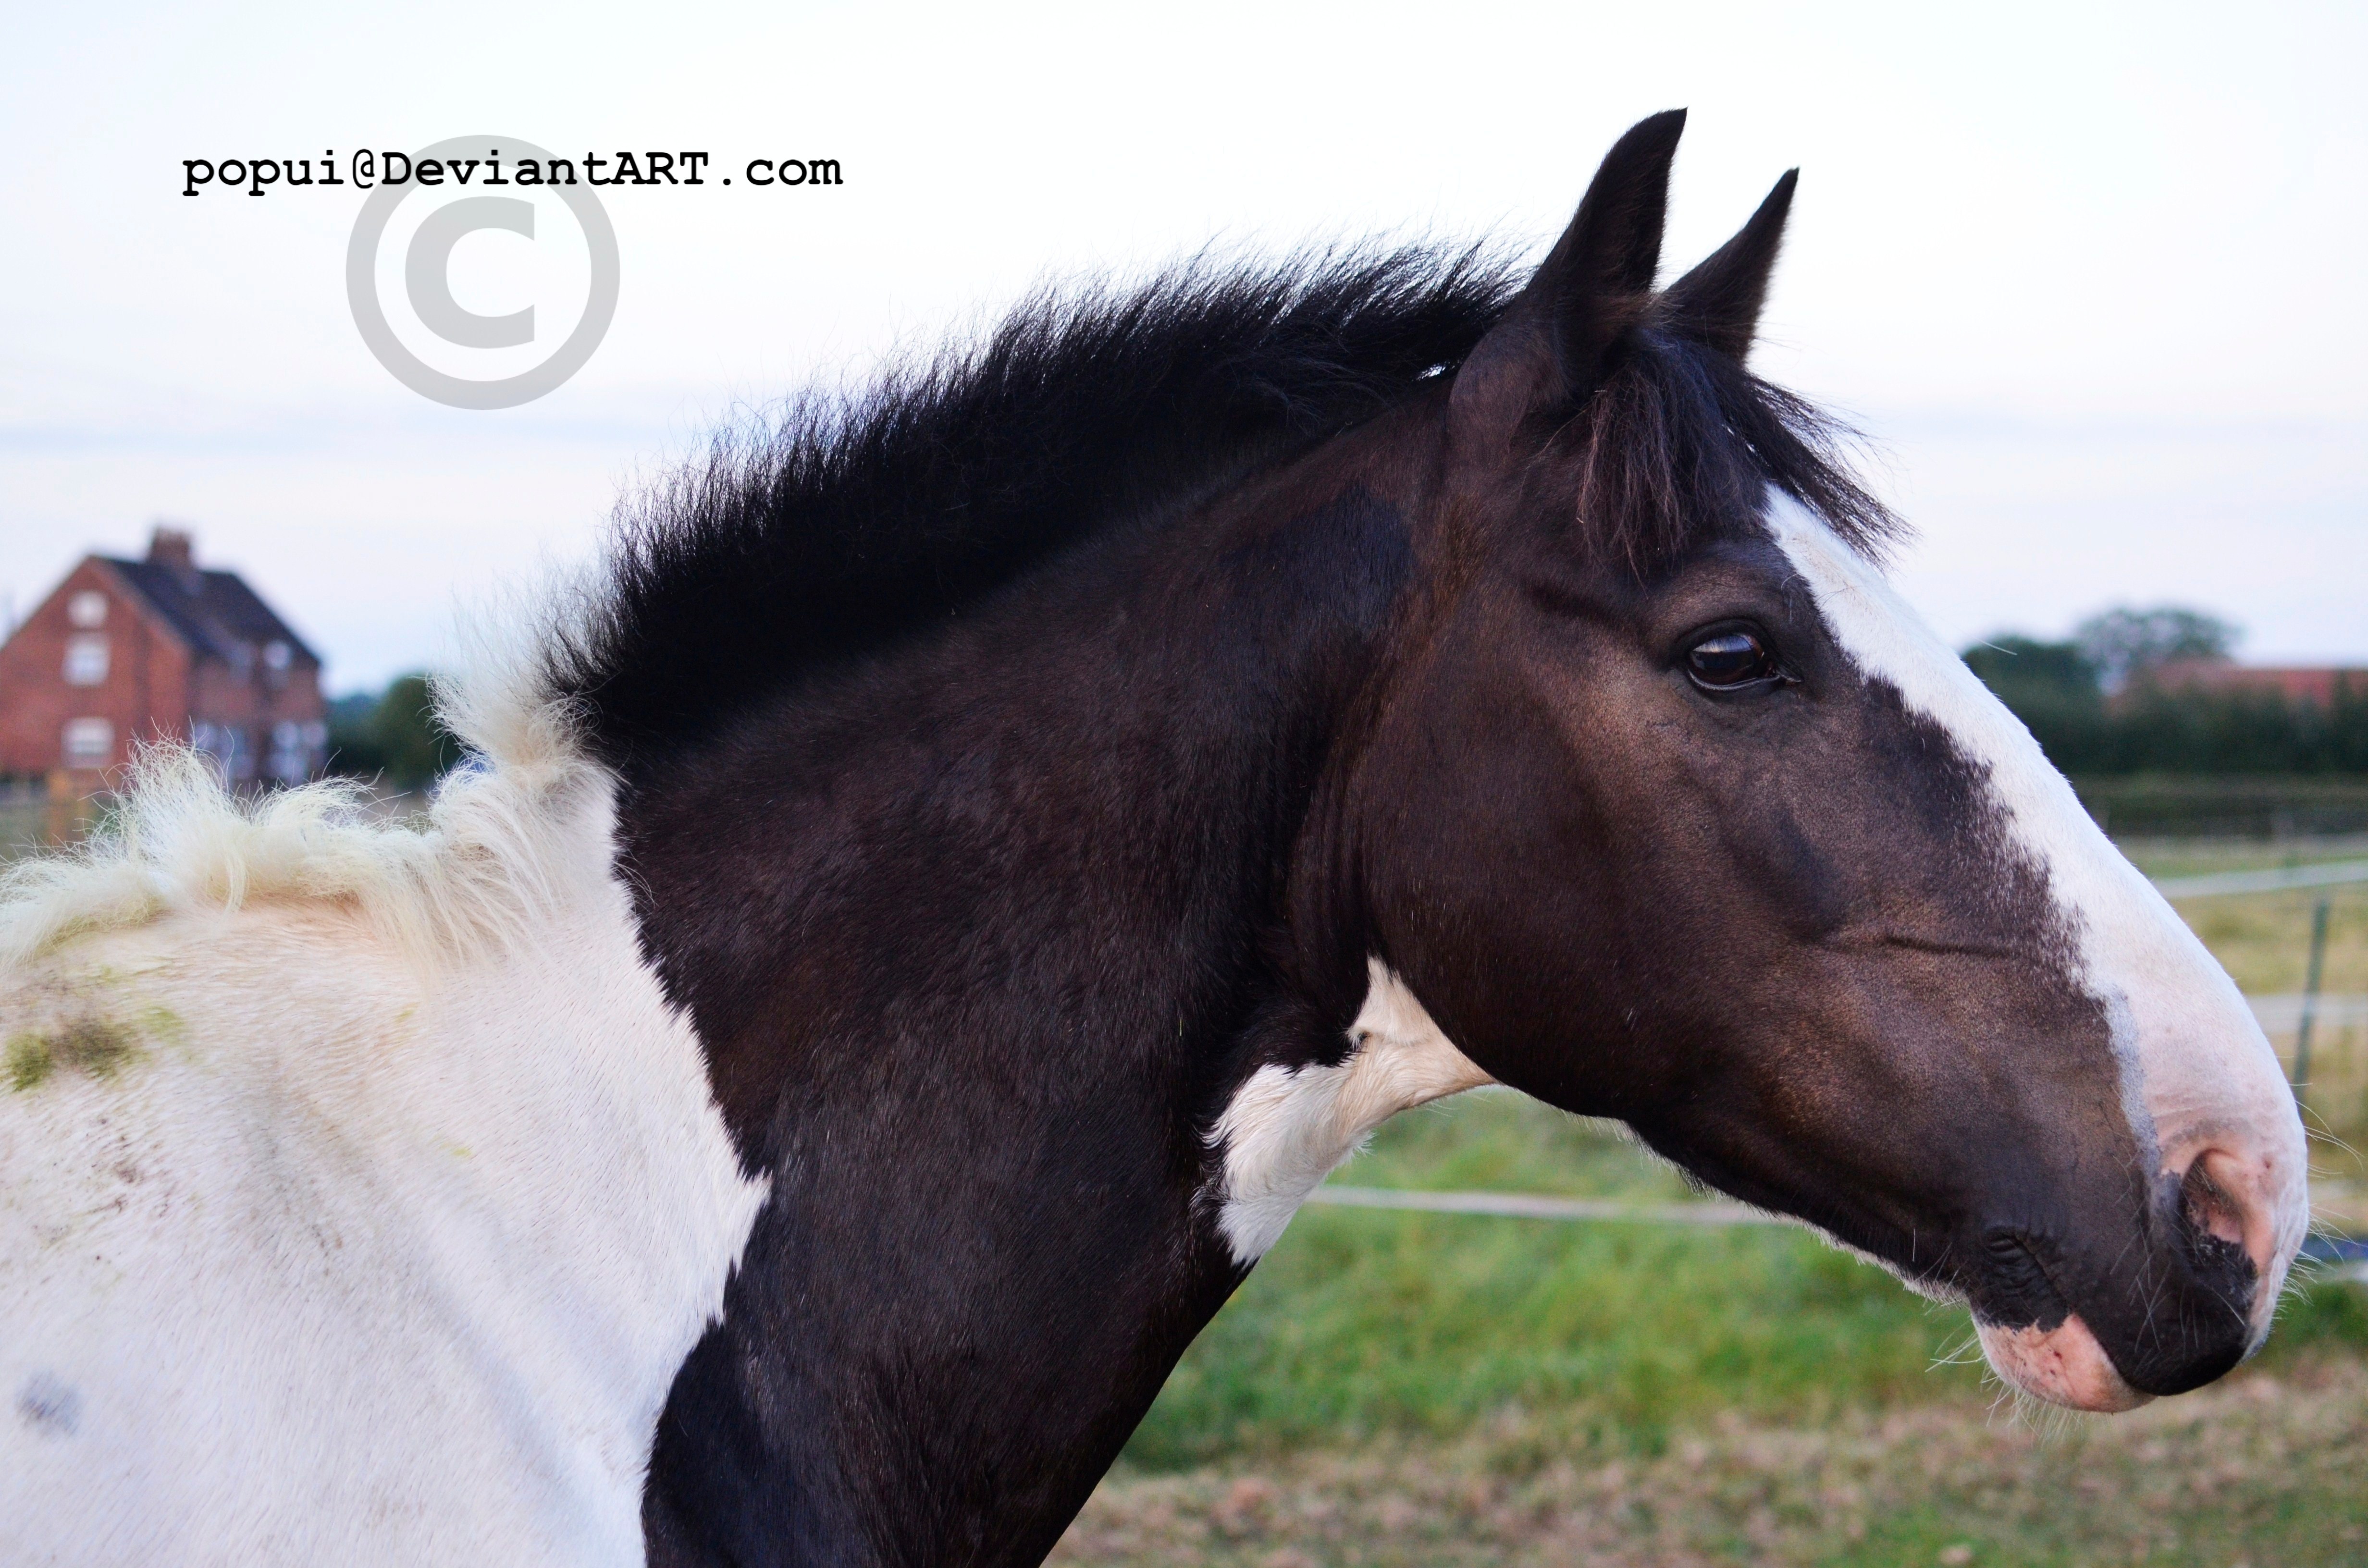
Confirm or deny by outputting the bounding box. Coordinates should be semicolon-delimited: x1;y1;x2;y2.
0;113;2305;1566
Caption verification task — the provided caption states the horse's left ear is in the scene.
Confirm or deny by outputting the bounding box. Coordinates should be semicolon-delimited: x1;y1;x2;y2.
1450;110;1686;444
1658;169;1798;361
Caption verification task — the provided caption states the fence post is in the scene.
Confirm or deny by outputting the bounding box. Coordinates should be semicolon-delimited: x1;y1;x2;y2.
2292;894;2331;1101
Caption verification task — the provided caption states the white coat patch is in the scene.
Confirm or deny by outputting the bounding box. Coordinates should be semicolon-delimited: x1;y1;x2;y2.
1765;495;2309;1343
1210;958;1493;1264
0;747;766;1565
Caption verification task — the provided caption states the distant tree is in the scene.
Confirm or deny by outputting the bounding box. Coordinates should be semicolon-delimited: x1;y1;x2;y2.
2337;674;2368;774
323;673;460;790
323;692;390;779
1965;622;2368;779
1961;636;2108;770
1962;636;2099;699
375;674;462;787
2072;606;2239;693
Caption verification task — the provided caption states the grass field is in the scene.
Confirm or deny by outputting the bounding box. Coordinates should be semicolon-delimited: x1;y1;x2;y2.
1063;841;2368;1566
1110;1093;2368;1454
12;789;2365;1560
2135;838;2368;1218
1058;1356;2368;1566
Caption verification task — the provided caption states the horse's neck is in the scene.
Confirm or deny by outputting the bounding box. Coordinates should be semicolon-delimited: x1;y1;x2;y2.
625;465;1421;1565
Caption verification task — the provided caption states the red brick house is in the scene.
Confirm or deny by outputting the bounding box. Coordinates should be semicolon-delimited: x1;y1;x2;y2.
2149;658;2367;707
0;527;327;793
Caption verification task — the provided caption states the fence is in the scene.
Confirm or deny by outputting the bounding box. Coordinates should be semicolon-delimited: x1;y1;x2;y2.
2074;776;2368;839
5;778;2363;1275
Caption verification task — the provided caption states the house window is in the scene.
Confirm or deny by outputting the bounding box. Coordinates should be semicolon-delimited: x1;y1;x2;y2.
268;721;313;785
62;635;110;686
263;640;291;671
67;591;108;628
62;718;113;766
191;721;248;779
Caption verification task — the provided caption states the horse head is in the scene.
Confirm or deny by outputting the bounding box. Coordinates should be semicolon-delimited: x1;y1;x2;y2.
1336;112;2307;1410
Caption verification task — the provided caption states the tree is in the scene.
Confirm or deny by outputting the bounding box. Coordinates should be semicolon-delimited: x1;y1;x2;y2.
2072;607;2238;694
1961;636;2108;770
323;692;388;779
1961;636;2099;699
323;673;461;790
1964;615;2368;779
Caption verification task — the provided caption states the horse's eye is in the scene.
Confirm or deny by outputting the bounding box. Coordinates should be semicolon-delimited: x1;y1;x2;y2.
1685;630;1779;690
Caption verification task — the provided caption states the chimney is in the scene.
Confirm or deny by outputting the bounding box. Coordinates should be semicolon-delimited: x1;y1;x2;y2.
148;526;201;592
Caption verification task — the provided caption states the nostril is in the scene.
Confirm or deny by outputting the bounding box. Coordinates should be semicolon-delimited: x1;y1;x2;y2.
2180;1155;2247;1251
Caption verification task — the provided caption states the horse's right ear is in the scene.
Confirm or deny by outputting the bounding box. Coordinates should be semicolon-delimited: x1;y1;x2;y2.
1450;110;1686;446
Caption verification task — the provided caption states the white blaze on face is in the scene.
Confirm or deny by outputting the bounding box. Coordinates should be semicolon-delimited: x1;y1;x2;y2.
1210;958;1494;1264
1765;495;2309;1363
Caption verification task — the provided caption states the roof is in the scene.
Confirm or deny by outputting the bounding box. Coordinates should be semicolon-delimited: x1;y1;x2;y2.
97;557;320;667
2152;659;2365;707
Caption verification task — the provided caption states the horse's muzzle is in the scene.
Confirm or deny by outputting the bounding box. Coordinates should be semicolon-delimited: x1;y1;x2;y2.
1970;1138;2300;1409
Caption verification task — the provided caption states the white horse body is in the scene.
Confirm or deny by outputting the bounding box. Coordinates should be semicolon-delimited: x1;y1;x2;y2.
0;722;764;1566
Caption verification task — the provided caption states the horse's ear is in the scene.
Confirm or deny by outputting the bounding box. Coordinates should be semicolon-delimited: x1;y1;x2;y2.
1535;108;1687;386
1450;110;1686;440
1659;169;1797;362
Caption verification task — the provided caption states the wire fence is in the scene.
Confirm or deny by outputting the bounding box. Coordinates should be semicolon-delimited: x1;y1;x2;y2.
6;781;2364;1278
1304;1184;2368;1283
2153;860;2368;898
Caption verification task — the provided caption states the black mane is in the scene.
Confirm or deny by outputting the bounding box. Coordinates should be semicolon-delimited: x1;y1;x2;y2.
542;245;1521;769
542;244;1894;770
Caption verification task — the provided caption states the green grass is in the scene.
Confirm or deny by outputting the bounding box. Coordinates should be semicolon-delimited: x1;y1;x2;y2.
1094;1095;2368;1562
1123;1094;2368;1471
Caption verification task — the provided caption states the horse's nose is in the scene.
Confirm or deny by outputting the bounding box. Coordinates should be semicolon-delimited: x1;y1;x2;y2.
1975;1131;2306;1409
2089;1133;2307;1401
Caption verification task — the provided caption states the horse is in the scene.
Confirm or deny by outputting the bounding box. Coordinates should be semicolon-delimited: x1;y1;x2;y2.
0;111;2306;1566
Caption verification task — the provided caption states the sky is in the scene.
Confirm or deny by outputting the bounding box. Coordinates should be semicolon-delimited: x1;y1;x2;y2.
2;1;2362;692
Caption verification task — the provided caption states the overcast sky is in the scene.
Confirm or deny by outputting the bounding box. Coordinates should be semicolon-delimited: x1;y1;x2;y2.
3;1;2362;691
